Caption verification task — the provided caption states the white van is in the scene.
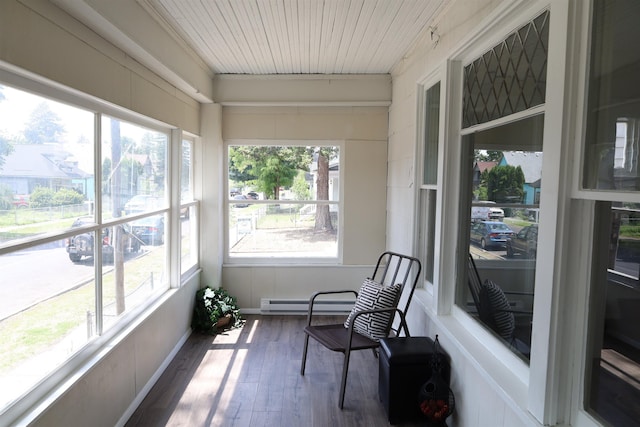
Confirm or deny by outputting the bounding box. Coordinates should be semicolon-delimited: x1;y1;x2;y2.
471;203;505;221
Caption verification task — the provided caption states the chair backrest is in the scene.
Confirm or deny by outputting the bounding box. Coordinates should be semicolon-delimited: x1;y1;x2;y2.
369;251;421;334
467;253;483;313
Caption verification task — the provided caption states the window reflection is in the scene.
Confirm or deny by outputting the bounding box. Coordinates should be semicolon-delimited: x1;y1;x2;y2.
101;219;167;331
0;85;94;243
584;0;640;191
0;80;188;414
101;116;167;220
588;203;640;426
0;239;96;408
582;1;640;424
459;116;543;361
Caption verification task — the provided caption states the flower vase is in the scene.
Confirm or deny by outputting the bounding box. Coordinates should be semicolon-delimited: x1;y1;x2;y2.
215;313;232;330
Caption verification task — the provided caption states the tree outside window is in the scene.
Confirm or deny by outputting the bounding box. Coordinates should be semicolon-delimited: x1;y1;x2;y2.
227;144;340;260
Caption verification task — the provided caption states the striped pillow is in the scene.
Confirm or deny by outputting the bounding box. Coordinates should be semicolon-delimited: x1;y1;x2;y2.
479;279;515;341
344;278;401;341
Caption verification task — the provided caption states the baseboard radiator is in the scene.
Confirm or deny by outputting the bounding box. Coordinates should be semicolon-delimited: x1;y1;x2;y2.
260;298;355;315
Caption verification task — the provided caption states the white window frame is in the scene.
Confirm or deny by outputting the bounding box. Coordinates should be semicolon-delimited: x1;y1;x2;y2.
414;71;446;309
435;1;572;425
0;65;194;424
565;0;640;425
177;134;199;279
223;139;344;265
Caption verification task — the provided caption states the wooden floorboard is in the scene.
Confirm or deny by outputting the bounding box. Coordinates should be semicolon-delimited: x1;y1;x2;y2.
125;315;427;427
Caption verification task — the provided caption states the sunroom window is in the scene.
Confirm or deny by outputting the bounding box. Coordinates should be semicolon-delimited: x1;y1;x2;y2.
583;0;640;425
456;10;549;361
458;117;542;361
417;81;441;285
100;116;169;329
226;143;340;261
587;202;640;426
180;138;197;275
0;81;179;412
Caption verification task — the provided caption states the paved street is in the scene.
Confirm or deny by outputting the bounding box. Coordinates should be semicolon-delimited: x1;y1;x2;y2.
0;241;147;320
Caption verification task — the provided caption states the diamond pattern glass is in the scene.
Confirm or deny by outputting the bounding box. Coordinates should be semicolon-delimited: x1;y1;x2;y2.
463;10;549;128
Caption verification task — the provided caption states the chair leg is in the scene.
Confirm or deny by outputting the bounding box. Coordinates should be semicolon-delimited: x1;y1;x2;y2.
301;333;310;375
338;348;352;409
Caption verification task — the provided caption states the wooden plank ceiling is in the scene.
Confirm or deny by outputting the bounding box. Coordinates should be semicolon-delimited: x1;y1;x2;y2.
145;0;446;74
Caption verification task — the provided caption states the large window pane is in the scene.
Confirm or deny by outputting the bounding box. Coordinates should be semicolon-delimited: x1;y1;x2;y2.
0;81;182;413
227;145;339;260
101;218;167;331
0;238;95;408
229;202;338;257
181;206;197;273
0;85;94;244
180;139;197;274
583;0;640;190
458;115;543;361
101;116;167;220
417;81;441;285
423;82;440;186
181;139;193;203
587;202;640;426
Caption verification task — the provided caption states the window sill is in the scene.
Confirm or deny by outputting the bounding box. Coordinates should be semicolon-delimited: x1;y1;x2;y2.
4;288;179;426
413;290;532;418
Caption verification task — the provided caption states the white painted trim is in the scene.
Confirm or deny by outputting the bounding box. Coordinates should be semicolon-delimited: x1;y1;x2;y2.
436;1;578;424
412;68;443;300
567;0;640;424
566;199;601;427
218;101;392;107
51;0;214;103
526;1;571;422
212;74;392;106
222;139;345;265
170;129;182;288
460;105;546;135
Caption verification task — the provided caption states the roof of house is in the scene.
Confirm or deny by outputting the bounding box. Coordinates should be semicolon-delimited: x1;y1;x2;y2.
500;151;543;184
0;144;91;179
474;161;498;173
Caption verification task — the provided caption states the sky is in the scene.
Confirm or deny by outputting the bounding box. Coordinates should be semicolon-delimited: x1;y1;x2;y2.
0;84;162;174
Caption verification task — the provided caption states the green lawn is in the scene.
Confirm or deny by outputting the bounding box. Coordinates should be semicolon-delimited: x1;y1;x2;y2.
0;246;166;374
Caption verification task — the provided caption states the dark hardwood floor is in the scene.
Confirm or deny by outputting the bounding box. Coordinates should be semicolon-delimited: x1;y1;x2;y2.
125;315;427;427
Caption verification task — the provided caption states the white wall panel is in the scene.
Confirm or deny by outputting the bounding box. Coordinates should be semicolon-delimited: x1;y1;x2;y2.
387;0;552;426
0;0;200;134
219;103;388;309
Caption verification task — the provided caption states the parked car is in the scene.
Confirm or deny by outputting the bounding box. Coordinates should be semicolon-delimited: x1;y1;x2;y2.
232;194;249;208
131;215;164;245
246;191;259;200
12;194;29;208
470;221;515;249
506;224;538;258
66;217;141;263
124;195;162;215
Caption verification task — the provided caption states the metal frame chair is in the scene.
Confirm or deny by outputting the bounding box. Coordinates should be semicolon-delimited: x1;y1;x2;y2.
300;251;421;408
